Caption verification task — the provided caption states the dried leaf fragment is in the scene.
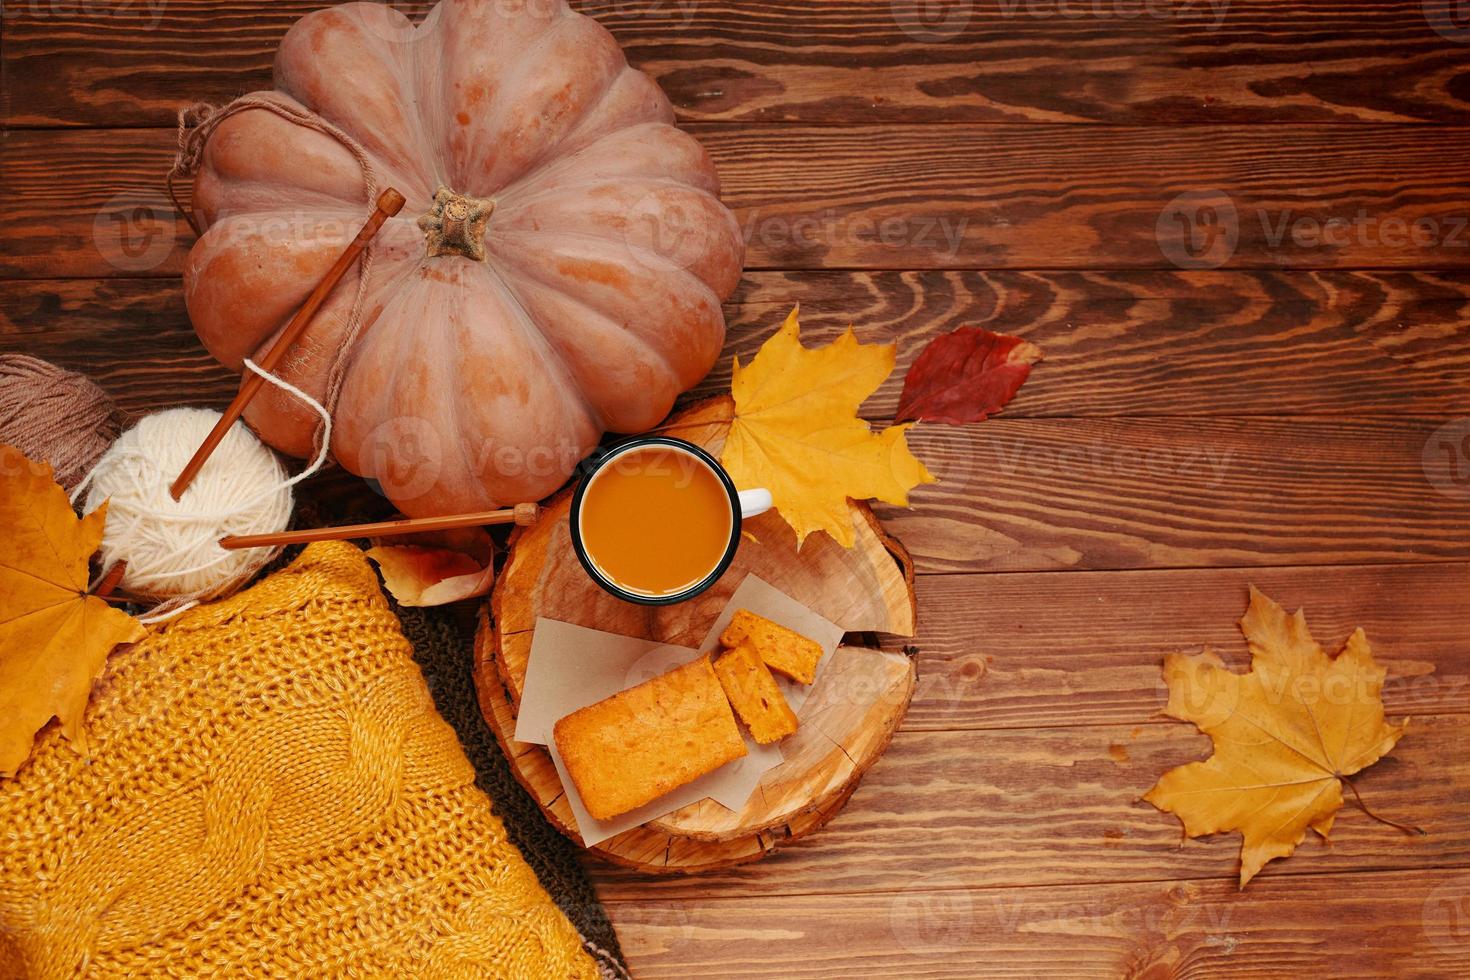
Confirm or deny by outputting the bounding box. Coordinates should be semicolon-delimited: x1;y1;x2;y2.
896;327;1041;424
365;525;495;606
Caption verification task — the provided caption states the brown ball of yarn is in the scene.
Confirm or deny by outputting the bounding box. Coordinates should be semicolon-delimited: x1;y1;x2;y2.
0;354;123;492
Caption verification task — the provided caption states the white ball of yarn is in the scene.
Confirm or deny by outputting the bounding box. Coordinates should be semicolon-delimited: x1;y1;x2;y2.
83;407;292;601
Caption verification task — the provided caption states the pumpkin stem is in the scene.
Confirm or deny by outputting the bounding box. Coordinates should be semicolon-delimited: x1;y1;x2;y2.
417;187;495;261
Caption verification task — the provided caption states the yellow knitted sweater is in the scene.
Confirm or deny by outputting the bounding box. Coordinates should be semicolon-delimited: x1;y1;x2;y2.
0;542;598;979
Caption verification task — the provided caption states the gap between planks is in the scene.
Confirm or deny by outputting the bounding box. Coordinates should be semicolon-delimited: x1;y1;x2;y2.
907;556;1470;579
595;860;1470;905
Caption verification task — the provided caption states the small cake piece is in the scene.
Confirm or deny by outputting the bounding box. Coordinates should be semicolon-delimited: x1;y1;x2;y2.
553;656;746;821
719;609;823;685
714;642;799;744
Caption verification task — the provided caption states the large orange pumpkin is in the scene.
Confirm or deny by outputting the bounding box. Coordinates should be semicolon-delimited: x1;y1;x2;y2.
181;0;744;515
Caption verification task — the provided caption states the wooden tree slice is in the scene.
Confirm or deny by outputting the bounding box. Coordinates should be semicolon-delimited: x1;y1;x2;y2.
488;397;915;708
475;615;912;872
472;396;919;872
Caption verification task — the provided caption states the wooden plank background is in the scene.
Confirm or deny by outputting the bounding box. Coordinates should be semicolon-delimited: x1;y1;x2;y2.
4;0;1470;975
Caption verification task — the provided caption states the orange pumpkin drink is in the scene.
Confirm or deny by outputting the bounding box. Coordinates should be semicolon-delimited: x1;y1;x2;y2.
575;444;734;600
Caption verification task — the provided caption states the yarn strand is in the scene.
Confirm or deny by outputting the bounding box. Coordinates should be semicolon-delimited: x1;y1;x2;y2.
241;358;333;494
167;97;381;449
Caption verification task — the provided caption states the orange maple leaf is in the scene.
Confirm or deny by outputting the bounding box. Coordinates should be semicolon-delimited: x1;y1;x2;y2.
0;446;145;776
1144;587;1410;886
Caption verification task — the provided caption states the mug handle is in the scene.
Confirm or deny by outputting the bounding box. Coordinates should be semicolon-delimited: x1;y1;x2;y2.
737;488;773;519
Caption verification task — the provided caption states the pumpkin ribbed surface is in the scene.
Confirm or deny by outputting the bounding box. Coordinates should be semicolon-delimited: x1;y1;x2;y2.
184;0;743;515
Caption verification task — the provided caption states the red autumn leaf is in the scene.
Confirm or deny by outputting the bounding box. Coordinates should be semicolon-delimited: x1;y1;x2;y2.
895;327;1042;424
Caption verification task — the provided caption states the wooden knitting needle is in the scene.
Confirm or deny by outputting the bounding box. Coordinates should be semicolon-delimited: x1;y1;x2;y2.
91;561;128;598
218;502;541;550
169;186;408;501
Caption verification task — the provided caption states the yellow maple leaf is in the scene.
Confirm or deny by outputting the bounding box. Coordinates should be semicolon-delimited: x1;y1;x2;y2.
1144;586;1408;887
0;445;145;776
721;307;936;548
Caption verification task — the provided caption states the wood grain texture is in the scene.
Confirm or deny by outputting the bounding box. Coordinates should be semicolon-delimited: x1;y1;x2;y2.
886;416;1470;573
4;282;1463;574
889;562;1470;733
709;270;1470;418
10;125;1470;276
707;123;1470;269
603;868;1470;978
6;271;1469;418
6;2;1469;974
6;1;1470;127
590;712;1468;900
0;278;226;415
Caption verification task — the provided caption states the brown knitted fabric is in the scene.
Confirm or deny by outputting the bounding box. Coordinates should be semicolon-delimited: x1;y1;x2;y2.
391;600;628;976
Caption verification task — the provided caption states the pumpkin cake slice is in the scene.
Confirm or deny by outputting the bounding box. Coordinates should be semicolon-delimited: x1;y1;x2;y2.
554;656;746;822
719;609;824;685
714;642;800;745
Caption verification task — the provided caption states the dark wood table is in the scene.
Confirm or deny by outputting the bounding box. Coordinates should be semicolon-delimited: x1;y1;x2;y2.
4;2;1470;975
